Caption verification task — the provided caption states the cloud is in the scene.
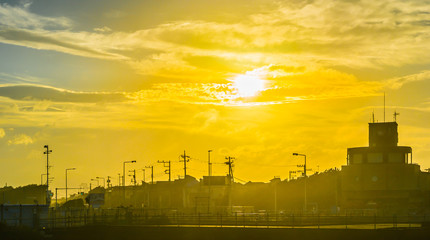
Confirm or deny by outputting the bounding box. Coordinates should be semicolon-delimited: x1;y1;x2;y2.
94;26;112;33
0;73;48;85
0;0;429;82
0;84;128;103
0;63;382;108
386;71;430;90
7;133;33;145
0;28;111;58
0;2;71;30
0;128;5;138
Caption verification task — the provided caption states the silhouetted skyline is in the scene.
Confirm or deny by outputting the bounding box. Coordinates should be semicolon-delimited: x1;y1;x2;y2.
0;0;430;199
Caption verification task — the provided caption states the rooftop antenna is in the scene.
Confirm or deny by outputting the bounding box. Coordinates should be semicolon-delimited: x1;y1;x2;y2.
372;110;375;123
383;92;386;122
393;111;400;122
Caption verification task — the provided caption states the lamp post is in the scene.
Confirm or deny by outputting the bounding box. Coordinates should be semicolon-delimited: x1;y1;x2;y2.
141;169;146;183
293;153;307;213
96;177;105;188
123;160;136;187
65;168;76;202
91;178;99;190
41;174;47;185
208;150;212;176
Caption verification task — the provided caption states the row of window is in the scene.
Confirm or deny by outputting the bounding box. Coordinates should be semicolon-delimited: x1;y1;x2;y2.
349;152;408;164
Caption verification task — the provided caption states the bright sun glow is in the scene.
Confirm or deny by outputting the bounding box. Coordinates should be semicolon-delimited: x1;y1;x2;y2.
231;74;266;97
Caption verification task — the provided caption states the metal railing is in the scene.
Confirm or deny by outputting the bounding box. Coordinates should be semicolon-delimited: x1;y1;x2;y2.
1;205;427;230
27;208;428;229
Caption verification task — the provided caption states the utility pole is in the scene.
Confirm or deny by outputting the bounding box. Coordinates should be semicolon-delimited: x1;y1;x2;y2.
141;169;146;183
208;150;212;176
43;145;52;204
123;160;136;187
107;176;111;188
118;173;121;187
129;170;136;186
145;166;154;184
224;156;235;182
180;150;190;178
158;160;171;181
224;156;235;213
293;153;308;213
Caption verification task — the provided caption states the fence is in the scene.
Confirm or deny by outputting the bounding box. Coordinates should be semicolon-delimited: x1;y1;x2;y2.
10;207;424;229
1;205;428;229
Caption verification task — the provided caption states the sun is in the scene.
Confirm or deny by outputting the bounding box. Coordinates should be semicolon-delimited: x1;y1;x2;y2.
231;74;266;97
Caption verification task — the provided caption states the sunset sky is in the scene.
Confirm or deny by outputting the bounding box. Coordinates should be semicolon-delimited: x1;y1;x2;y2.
1;0;430;195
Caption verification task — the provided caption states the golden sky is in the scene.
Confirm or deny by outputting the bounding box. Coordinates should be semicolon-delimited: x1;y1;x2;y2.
1;0;430;194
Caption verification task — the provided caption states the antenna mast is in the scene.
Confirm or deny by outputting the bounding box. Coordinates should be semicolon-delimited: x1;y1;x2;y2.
394;111;400;122
383;92;386;122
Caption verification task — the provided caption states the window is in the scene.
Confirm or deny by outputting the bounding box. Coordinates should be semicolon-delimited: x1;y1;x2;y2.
368;153;383;163
388;153;404;163
351;154;363;164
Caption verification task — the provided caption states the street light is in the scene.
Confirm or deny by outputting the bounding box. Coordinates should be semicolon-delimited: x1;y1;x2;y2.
96;177;105;188
293;153;307;213
208;150;212;177
141;169;146;183
123;160;136;187
65;168;76;202
90;178;99;191
41;173;47;185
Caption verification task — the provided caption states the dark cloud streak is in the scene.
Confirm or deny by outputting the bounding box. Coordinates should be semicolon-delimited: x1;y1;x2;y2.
0;28;110;57
0;85;127;103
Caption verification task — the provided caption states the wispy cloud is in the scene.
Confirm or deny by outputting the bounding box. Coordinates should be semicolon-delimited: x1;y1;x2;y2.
1;0;430;83
0;73;48;84
0;2;71;30
386;70;430;90
0;128;5;138
0;84;128;103
7;133;33;145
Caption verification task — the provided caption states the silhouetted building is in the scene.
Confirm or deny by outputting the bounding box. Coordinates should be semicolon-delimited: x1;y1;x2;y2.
341;121;430;213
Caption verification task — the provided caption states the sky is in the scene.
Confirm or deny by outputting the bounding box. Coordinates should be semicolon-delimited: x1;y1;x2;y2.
1;0;430;196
